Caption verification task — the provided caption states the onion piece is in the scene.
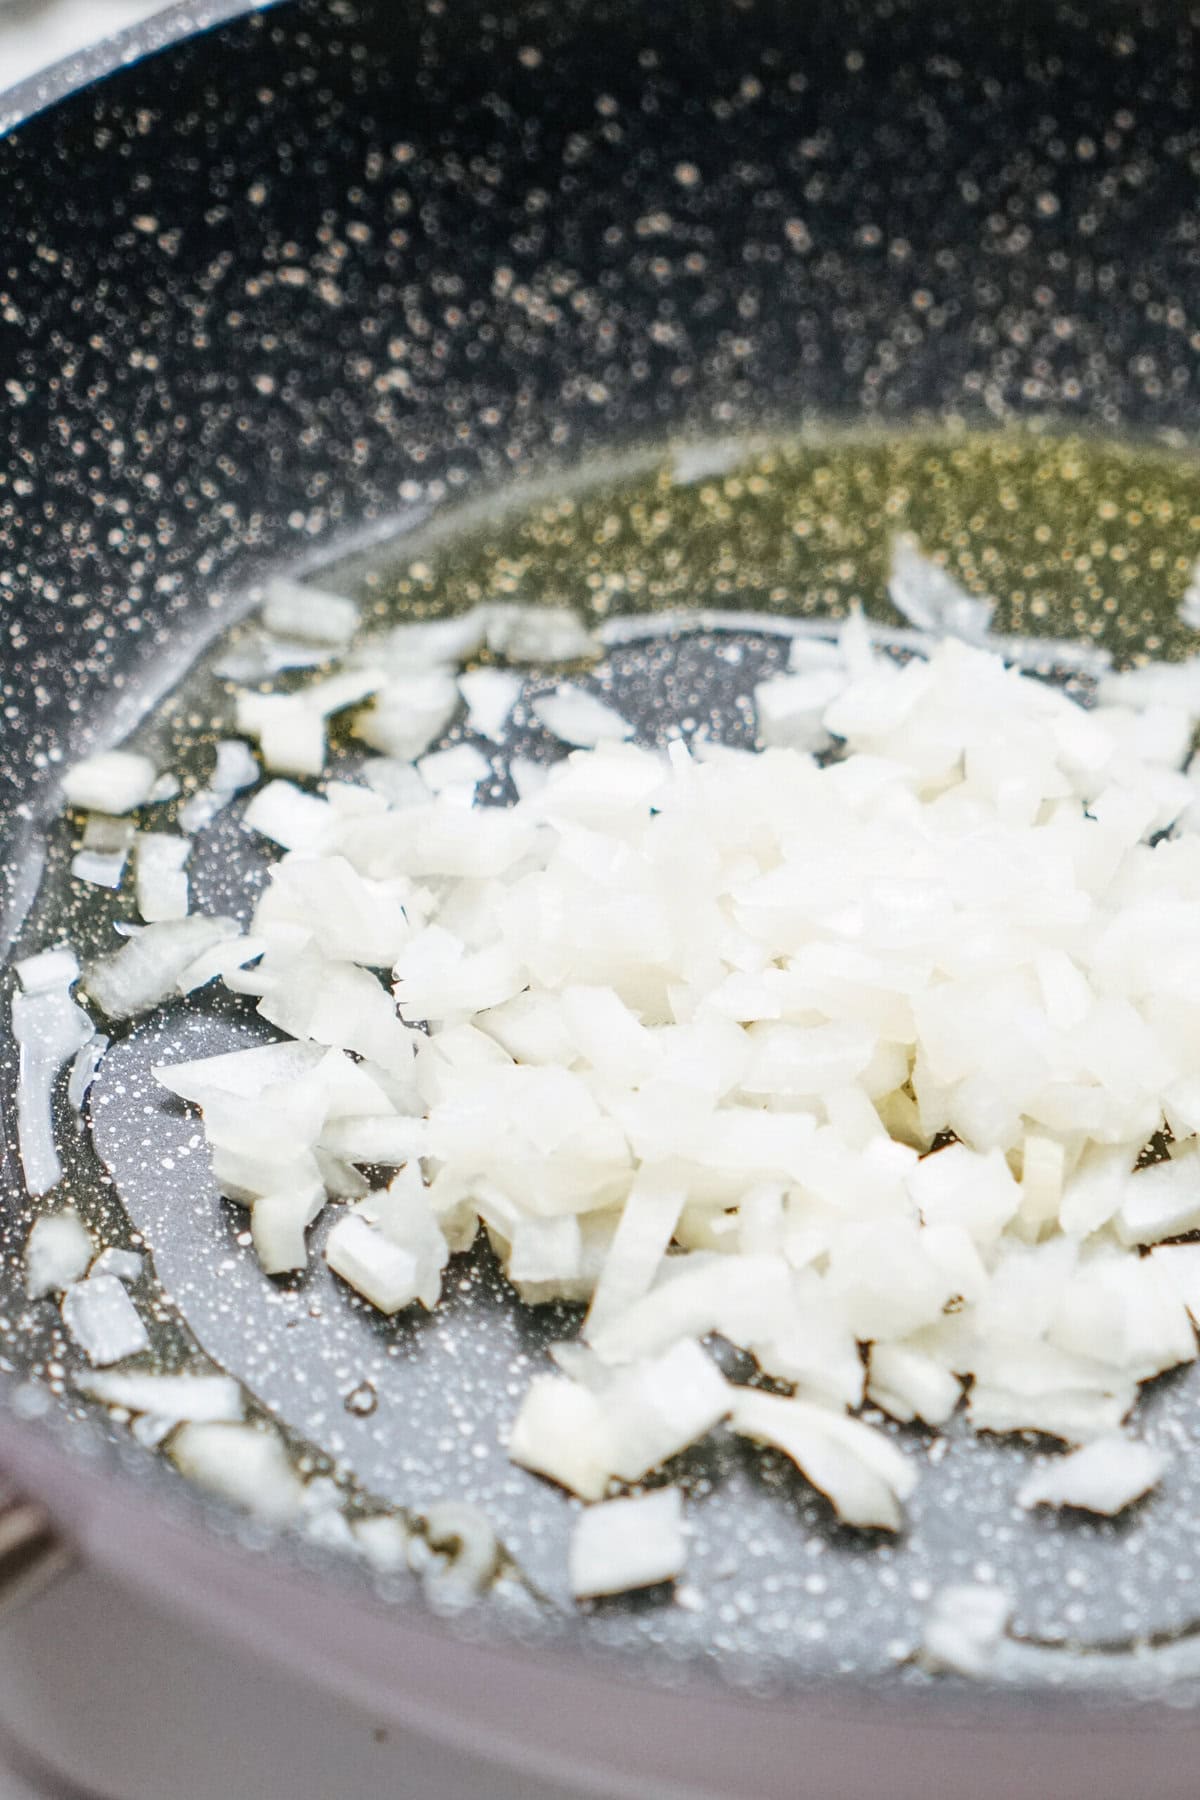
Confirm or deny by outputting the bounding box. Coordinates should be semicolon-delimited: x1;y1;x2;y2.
353;1513;411;1573
352;672;460;761
135;833;190;923
61;750;158;816
235;692;327;778
178;738;260;832
508;1372;615;1500
458;667;522;742
250;1182;326;1275
600;1340;730;1483
531;684;634;748
61;1273;149;1365
888;537;995;644
569;1487;686;1600
169;1421;304;1524
1115;1143;1200;1246
70;849;129;889
486;605;597;665
967;1384;1132;1445
84;917;239;1020
730;1388;915;1531
325;1213;424;1314
920;1584;1012;1679
1016;1436;1167;1515
67;1034;108;1113
13;985;94;1195
583;1170;684;1339
177;935;267;995
242;779;334;850
417;742;491;796
76;1369;243;1423
508;1340;727;1498
866;1343;962;1427
754;669;846;752
261;576;359;647
15;947;79;994
25;1210;94;1299
357;1167;448;1307
354;608;491;673
91;1247;144;1285
415;1500;499;1607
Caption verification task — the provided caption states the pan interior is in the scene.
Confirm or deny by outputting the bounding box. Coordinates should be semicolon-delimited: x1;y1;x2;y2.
16;426;1200;1685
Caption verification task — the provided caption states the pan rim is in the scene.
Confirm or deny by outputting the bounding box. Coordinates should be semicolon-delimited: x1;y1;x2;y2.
0;0;277;137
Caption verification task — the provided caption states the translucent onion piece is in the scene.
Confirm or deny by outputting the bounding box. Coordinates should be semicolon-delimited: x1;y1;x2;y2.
569;1487;686;1599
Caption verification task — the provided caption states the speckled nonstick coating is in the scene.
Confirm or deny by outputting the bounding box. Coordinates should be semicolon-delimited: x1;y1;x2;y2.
4;0;1200;1702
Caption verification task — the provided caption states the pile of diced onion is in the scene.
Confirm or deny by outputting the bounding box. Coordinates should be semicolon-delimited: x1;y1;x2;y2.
35;539;1200;1607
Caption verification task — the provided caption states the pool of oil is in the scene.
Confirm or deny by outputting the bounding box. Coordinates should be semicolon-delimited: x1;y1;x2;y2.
18;425;1200;1682
324;428;1200;658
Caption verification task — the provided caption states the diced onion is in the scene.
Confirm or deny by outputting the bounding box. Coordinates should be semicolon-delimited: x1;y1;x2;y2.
458;667;523;742
61;1273;149;1365
76;1369;243;1423
61;750;158;815
25;1211;94;1299
135;833;190;923
569;1487;686;1599
169;1421;305;1524
261;576;359;646
90;1246;144;1285
84;917;239;1020
920;1584;1012;1678
531;684;634;748
1016;1435;1166;1515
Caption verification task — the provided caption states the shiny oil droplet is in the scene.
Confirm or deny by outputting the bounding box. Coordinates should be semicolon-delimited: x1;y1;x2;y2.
344;1380;378;1417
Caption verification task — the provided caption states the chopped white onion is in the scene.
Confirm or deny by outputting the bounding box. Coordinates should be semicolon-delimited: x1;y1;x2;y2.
61;1273;149;1365
70;848;129;889
25;1210;94;1299
920;1584;1012;1678
417;741;492;796
569;1487;686;1599
13;985;94;1195
325;1212;423;1314
242;779;333;850
67;1034;108;1113
352;671;460;762
508;1340;728;1499
250;1182;327;1275
135;833;190;923
458;667;523;742
90;1247;144;1285
15;947;79;995
169;1421;304;1524
89;578;1200;1569
531;684;633;748
486;604;597;665
1016;1436;1167;1515
179;738;260;832
213;634;329;683
730;1389;915;1531
261;576;359;647
61;750;158;816
76;1369;243;1423
353;1513;411;1573
84;917;239;1020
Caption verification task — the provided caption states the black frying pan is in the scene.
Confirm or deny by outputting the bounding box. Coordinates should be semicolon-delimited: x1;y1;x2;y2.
5;4;1200;1796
